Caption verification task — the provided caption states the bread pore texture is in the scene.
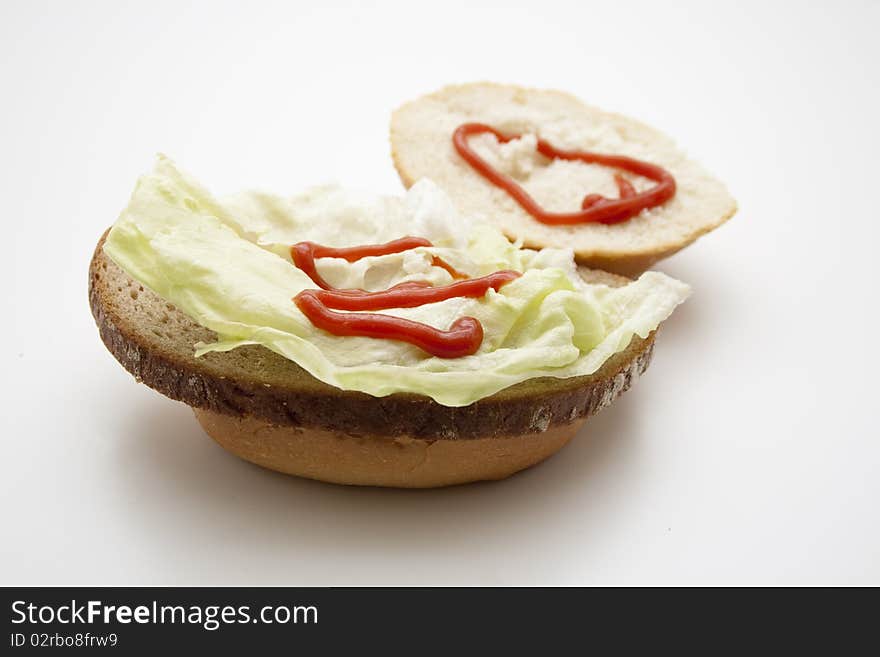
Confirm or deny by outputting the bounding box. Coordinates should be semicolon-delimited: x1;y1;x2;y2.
391;82;737;275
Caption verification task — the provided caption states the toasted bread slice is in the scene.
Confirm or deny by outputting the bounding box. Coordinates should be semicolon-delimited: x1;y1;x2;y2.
90;231;655;487
391;82;737;275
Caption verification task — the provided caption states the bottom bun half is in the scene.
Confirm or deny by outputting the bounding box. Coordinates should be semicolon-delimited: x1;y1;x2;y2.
194;408;586;488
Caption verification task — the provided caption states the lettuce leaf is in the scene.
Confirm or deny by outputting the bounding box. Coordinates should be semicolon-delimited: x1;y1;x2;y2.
104;156;690;407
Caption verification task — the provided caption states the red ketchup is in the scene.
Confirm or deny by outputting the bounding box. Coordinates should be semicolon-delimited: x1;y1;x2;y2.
452;122;676;225
291;237;519;358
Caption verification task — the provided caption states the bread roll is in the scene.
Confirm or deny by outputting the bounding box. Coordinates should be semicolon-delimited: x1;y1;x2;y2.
90;232;655;487
391;82;737;275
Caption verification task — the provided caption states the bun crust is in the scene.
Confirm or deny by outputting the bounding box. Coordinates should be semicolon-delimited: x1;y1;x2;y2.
391;82;737;276
90;230;656;486
195;408;586;488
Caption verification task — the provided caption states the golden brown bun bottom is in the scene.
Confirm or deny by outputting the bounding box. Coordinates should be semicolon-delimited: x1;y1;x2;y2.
195;408;586;488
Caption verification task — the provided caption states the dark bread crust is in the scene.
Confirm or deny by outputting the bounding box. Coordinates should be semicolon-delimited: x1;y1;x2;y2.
89;231;655;440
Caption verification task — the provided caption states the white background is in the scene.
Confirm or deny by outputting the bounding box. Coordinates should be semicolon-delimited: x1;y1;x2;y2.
2;0;878;586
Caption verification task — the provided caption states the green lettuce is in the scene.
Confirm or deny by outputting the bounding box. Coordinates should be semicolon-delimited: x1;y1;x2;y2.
104;156;690;407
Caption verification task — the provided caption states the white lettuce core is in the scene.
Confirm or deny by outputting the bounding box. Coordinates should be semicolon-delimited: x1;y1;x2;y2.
104;156;690;407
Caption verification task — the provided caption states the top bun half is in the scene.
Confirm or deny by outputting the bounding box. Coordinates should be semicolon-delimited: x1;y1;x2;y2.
391;82;736;275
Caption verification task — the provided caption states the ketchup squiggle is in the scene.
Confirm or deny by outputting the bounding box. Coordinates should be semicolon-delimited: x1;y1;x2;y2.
452;122;676;225
290;237;519;358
